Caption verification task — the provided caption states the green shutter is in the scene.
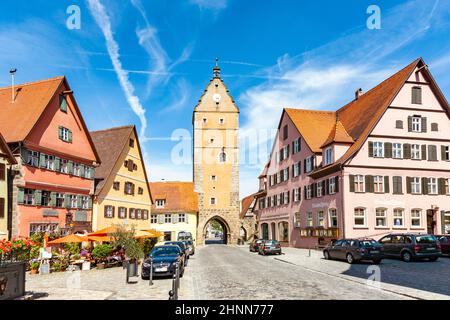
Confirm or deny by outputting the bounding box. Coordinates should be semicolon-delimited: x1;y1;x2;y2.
17;188;24;204
54;157;61;172
68;161;74;175
406;177;412;194
442;146;448;161
349;175;355;192
385;143;392;158
422;178;428;195
79;164;85;178
368;142;374;157
438;178;446;195
430;145;437;161
68;130;73;143
90;167;95;179
335;177;339;193
34;190;42;206
50;192;57;207
64;194;70;208
407;116;412;132
384;176;390;193
403;144;411;159
421;145;427;160
88;197;93;209
77;196;82;209
421;117;427;132
40;153;46;168
58;126;63;140
20;148;28;165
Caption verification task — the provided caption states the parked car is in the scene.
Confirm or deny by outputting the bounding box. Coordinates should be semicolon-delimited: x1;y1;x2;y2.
258;240;282;255
436;235;450;255
141;245;185;279
378;234;441;262
249;239;264;252
323;238;383;264
182;240;195;256
178;231;193;242
163;241;189;262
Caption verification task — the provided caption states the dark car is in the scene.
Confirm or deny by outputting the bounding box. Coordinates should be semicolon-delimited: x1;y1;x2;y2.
258;239;282;255
163;241;189;261
436;235;450;255
141;245;184;279
249;239;264;252
182;240;195;256
378;234;441;262
323;238;383;264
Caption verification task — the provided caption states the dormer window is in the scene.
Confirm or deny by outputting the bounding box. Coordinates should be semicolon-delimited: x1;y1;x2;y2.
156;199;166;208
324;147;332;166
412;86;422;104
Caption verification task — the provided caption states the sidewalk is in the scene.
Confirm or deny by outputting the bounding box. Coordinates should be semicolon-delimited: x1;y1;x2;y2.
266;247;450;300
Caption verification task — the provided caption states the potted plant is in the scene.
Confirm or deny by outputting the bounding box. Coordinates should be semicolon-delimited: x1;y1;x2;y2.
111;225;144;278
92;244;113;269
30;261;40;275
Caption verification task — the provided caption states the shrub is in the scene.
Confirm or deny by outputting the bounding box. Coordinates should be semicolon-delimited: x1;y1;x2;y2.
92;244;113;261
30;261;40;270
111;224;143;261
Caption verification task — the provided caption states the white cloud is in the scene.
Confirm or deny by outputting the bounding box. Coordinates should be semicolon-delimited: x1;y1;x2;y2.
87;0;148;139
190;0;227;10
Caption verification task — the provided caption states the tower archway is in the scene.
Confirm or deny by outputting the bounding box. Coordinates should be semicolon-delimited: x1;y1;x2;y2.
202;215;230;245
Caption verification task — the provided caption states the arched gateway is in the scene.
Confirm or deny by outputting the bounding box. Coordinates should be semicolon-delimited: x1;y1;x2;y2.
193;61;240;245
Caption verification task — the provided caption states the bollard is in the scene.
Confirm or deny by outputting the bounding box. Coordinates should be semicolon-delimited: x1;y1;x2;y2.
176;262;181;291
308;247;311;257
125;261;129;284
149;259;153;286
168;290;174;300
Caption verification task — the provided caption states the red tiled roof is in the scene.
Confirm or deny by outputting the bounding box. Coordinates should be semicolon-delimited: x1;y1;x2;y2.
149;182;198;213
240;193;257;219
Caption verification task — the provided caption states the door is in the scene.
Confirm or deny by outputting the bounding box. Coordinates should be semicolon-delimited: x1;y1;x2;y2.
328;240;342;259
379;236;393;256
426;210;434;234
390;235;405;256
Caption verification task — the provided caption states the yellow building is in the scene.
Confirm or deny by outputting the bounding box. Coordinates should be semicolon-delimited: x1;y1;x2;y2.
90;125;152;231
0;133;17;240
193;61;240;244
149;182;198;245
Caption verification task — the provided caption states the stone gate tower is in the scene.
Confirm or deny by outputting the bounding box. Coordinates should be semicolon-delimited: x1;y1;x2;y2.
193;61;240;245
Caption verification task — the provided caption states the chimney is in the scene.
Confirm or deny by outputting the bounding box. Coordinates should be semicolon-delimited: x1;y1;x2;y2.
9;68;17;103
355;88;363;100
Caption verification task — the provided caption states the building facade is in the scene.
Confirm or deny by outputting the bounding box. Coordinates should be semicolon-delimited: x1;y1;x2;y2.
0;133;17;239
193;63;240;245
149;182;198;244
0;77;100;237
239;193;258;244
90;125;152;231
255;58;450;248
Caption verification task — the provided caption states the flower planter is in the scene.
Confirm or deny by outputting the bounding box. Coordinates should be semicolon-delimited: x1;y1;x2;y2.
96;262;106;270
30;269;38;275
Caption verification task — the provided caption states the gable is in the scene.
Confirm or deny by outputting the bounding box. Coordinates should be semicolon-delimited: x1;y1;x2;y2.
26;80;98;163
194;79;239;113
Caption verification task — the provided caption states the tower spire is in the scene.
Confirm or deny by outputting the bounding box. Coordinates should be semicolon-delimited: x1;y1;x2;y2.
213;57;221;79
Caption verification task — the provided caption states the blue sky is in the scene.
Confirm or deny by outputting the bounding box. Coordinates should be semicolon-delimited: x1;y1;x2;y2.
1;0;450;198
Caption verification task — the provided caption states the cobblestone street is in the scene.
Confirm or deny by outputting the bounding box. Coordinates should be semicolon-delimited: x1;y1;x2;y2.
24;245;450;300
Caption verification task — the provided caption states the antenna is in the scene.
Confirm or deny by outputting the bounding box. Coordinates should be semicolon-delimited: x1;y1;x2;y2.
10;68;17;103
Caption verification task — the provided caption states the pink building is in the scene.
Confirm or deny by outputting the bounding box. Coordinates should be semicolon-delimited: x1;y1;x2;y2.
255;58;450;248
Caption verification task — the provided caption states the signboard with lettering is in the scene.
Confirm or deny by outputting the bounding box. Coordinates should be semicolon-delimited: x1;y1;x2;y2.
42;209;59;217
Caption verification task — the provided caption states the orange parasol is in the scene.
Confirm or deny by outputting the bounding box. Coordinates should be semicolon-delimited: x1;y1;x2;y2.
140;229;164;237
134;230;161;239
48;234;89;244
88;226;121;237
87;235;113;242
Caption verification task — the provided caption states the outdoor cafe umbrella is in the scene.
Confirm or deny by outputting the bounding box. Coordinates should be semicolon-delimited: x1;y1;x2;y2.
134;230;161;239
140;229;163;237
47;234;89;244
87;226;121;237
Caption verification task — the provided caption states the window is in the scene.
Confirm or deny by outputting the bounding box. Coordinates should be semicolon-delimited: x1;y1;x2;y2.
306;185;312;199
374;176;384;193
41;191;51;207
316;182;323;197
129;208;136;219
395;120;403;129
211;175;217;181
118;207;126;219
305;157;312;173
354;208;367;227
59;94;68;112
373;142;384;158
219;118;225;125
202;118;207;124
113;182;120;190
69;195;77;208
412;116;422;132
150;214;158;224
317;211;324;227
283;191;289;204
73;163;81;176
178;213;186;223
428;177;438;194
293;138;301;153
393;176;403;194
164;214;172;223
294;212;301;227
56;193;64;208
293;188;301;202
446;179;450;195
27;150;39;167
24;189;35;205
59;126;72;142
411;144;421;160
375;208;387;227
138;187;143;195
219;152;227;163
443;146;450;161
125;182;134;195
59;159;68;174
412;177;421;194
355;175;365;193
412;86;422;104
43;155;55;170
329;177;336;194
283;125;288;140
105;206;114;218
411;209;422;227
329;209;338;228
293;162;301;177
431;123;439;131
210;198;216;205
129;139;135;148
393;143;402;159
324;147;332;165
307;212;313;227
393;208;404;227
156;199;166;208
136;209;142;220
